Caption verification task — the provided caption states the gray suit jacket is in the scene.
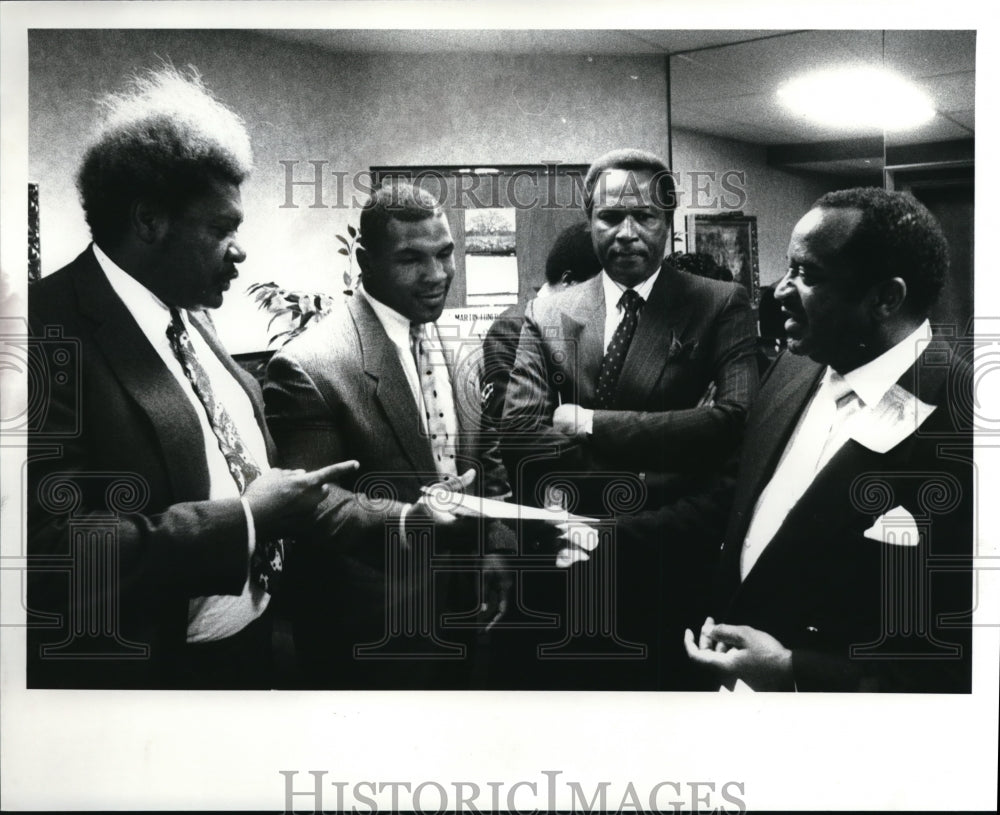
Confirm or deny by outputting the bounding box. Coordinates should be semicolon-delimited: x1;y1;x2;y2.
264;293;511;686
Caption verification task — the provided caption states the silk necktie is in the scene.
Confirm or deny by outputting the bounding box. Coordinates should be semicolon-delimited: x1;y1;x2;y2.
593;288;644;409
166;307;283;593
409;322;459;478
740;369;860;580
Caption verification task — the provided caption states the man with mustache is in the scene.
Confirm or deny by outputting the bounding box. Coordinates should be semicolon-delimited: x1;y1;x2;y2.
685;188;973;692
500;149;759;689
26;66;356;689
265;182;516;688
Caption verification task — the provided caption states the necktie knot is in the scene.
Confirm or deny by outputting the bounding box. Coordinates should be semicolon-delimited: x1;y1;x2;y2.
618;288;644;315
166;306;186;342
825;370;858;411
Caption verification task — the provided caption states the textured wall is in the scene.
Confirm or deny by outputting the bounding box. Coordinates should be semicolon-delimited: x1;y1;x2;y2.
29;30;668;351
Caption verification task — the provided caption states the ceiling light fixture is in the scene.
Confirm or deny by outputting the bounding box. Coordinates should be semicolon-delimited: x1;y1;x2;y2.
777;66;935;131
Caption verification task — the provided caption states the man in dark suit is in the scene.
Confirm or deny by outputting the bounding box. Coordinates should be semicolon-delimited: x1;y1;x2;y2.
480;220;602;437
685;188;973;693
27;66;355;689
500;149;759;689
264;182;517;688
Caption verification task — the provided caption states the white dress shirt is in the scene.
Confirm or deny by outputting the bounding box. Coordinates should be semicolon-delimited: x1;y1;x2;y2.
600;268;660;354
740;320;935;580
93;244;269;642
359;284;459;444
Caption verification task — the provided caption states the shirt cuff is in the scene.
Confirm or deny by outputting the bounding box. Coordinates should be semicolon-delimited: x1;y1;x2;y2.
399;502;415;542
583;408;594;436
240;497;256;556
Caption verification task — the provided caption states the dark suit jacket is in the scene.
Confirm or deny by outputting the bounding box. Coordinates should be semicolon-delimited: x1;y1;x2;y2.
264;293;513;688
501;264;758;526
712;341;973;692
27;247;272;688
497;265;758;689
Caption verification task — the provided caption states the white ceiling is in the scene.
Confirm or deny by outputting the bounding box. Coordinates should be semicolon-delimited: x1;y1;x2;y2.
265;29;975;155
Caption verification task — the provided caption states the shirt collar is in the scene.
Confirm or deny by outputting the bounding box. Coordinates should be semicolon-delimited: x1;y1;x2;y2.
91;242;181;332
359;283;418;350
601;267;660;311
836;320;932;407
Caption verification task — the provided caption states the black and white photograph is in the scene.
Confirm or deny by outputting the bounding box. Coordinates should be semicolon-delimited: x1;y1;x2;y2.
1;2;997;812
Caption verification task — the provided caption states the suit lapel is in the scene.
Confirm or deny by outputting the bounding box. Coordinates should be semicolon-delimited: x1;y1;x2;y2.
615;266;689;406
559;276;605;401
728;335;953;600
353;296;436;474
73;249;210;503
716;354;823;598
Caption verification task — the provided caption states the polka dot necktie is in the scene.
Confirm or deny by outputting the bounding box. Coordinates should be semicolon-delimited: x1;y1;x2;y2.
166;307;283;594
409;322;459;478
593;288;644;409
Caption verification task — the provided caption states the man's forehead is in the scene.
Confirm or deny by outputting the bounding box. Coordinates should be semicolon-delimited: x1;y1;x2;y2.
591;168;657;207
385;212;452;249
793;206;863;252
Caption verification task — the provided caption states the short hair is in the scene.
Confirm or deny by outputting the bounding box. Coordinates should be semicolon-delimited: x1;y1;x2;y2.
812;187;949;316
76;64;253;246
583;148;677;217
544;222;602;285
359;181;443;255
666;251;733;282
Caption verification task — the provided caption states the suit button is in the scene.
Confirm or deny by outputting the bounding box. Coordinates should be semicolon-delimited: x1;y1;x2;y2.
638;472;646;480
806;626;819;634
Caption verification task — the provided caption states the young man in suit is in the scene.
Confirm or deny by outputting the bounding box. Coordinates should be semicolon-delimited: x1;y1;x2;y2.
685;188;973;693
500;149;759;689
27;66;356;689
264;182;517;688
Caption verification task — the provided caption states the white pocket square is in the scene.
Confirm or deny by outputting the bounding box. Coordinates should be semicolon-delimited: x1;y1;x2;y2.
863;505;921;546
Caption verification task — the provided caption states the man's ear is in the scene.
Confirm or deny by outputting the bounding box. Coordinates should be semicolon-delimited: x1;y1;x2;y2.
130;199;168;244
355;245;375;281
871;277;908;319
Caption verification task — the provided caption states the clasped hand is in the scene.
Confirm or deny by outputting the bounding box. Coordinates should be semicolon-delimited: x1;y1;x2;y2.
683;616;794;691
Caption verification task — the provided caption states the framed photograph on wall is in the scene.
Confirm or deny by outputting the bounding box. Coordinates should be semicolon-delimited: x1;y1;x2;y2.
685;212;760;306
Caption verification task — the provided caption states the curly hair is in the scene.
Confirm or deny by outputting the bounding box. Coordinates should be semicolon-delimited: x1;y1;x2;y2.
359;180;443;255
583;148;677;217
813;187;949;316
76;64;253;246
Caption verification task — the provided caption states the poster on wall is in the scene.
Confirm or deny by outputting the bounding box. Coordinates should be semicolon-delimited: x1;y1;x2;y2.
464;207;518;307
685;212;761;306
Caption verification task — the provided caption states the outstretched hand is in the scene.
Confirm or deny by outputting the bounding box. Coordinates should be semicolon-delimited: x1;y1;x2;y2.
415;468;477;525
245;459;360;538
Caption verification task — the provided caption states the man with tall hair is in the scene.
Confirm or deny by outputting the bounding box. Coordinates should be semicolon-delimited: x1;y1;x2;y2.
500;149;759;689
686;188;973;693
265;181;517;688
27;65;355;689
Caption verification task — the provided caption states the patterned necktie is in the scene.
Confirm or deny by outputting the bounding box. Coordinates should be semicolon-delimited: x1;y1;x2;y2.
593;288;644;409
166;307;283;594
409;322;459;478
